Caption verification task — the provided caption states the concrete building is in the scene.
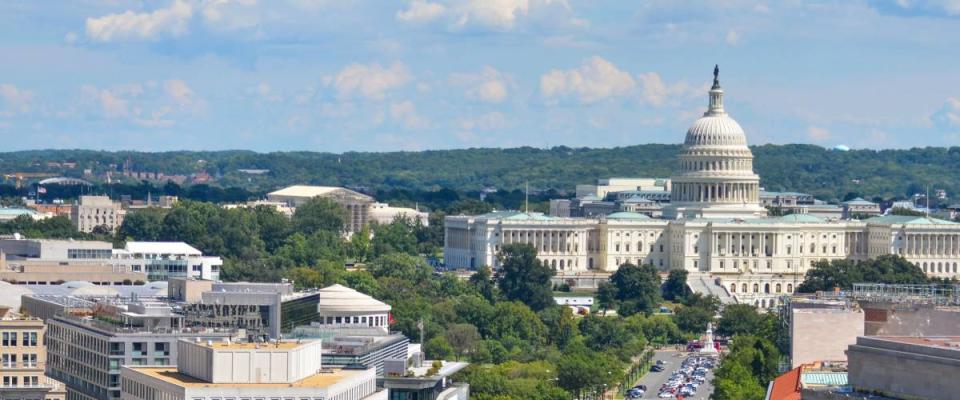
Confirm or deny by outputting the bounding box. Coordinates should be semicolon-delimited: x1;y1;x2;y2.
575;178;670;200
120;339;378;400
0;307;66;400
114;242;221;281
445;68;960;307
71;196;125;234
369;203;428;226
841;198;881;218
846;336;960;400
267;185;375;234
0;209;48;223
788;298;864;368
381;360;470;400
44;307;239;400
314;285;392;332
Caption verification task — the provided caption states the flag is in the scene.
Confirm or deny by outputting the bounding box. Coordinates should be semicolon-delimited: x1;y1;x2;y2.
37;186;46;194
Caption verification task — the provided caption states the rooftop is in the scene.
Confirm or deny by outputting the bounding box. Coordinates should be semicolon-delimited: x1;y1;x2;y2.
866;214;958;225
124;241;202;255
605;212;651;220
267;185;373;200
317;284;391;313
872;336;960;349
194;340;303;350
127;366;366;389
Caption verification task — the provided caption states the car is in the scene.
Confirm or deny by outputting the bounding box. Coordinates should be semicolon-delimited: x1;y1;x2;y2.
634;384;648;391
658;392;674;398
651;365;665;372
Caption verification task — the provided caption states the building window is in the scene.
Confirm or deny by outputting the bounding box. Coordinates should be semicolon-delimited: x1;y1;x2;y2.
2;354;16;367
2;332;16;346
753;283;759;293
730;283;736;293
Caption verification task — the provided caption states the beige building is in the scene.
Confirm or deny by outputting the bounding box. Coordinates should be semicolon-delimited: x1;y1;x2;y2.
847;336;960;400
575;178;670;200
789;298;864;368
0;307;65;400
71;196;125;233
841;198;881;218
121;339;378;400
267;185;375;234
267;185;430;233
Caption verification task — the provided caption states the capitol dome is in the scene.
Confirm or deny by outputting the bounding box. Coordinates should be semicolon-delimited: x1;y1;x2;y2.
663;65;767;220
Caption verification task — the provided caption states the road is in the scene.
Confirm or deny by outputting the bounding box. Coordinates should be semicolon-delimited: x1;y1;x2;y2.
626;349;715;400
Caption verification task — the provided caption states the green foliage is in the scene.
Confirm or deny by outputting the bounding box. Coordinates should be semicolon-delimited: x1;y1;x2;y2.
661;269;691;301
424;337;454;360
606;263;663;316
496;244;555;312
0;215;88;239
371;217;418;257
673;305;714;334
445;323;481;361
468;267;497;303
292;197;347;235
711;331;781;400
797;255;930;293
118;208;167;241
716;304;766;338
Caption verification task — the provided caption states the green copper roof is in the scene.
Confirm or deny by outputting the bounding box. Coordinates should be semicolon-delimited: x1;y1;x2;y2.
606;212;651;220
801;372;848;386
865;215;958;225
478;211;558;221
777;213;826;223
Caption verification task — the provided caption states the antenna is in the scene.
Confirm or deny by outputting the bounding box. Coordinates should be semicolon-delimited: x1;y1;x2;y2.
926;185;930;217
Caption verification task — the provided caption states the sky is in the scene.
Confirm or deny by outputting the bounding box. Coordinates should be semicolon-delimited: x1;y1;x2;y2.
1;0;959;152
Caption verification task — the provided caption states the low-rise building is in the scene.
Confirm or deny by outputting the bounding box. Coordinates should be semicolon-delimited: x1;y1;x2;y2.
0;307;66;400
267;185;375;234
841;198;881;218
847;336;960;400
788;297;864;368
369;203;428;226
121;339;378;400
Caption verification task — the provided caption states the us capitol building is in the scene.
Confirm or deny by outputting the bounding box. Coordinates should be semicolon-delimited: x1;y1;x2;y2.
444;67;960;307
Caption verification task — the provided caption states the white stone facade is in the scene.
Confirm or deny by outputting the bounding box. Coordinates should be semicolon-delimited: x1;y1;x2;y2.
443;68;960;308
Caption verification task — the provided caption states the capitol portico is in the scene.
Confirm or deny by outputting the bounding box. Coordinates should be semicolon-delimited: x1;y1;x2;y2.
443;67;960;308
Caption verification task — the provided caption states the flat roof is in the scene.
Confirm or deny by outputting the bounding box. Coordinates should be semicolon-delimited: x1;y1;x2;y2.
873;336;960;349
128;366;365;388
192;340;304;350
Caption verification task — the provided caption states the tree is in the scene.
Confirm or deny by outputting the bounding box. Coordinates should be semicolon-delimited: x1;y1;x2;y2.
371;217;418;257
424;336;454;360
608;263;662;316
118;208;166;241
674;305;714;334
349;225;372;262
662;269;691;301
712;361;766;400
292;197;347;235
596;282;618;316
496;244;555;312
797;255;929;293
468;266;497;303
445;323;480;360
716;304;764;338
367;253;432;283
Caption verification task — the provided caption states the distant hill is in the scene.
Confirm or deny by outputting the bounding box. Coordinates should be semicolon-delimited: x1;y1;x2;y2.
3;144;960;202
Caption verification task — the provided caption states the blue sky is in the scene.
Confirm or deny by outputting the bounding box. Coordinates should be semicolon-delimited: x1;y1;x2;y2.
1;0;959;152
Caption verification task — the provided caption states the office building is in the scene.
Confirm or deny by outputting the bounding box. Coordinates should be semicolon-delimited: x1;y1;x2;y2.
847;336;960;400
0;307;66;400
120;339;378;400
71;196;125;234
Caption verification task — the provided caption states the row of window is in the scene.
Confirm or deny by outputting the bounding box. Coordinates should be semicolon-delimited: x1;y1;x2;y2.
2;375;40;387
729;282;794;294
1;353;38;367
1;332;38;347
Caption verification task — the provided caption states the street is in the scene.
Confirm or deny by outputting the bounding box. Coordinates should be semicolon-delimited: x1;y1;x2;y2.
626;349;715;400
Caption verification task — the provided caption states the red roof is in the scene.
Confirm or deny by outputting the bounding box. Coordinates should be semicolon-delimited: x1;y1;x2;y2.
768;366;802;400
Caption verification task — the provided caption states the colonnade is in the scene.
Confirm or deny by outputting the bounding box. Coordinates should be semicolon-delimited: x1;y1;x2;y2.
672;182;759;203
902;233;960;256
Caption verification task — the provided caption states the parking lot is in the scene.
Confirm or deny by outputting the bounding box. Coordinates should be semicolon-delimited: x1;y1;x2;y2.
625;349;715;399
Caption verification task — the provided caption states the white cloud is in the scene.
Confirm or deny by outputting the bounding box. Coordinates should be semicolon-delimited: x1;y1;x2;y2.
390;100;429;129
725;29;740;45
80;79;202;125
636;73;702;106
328;62;412;100
539;56;635;104
82;85;130;118
0;84;36;115
202;0;260;30
86;0;193;42
64;32;78;44
249;82;282;102
396;0;447;23
396;0;583;32
807;126;830;141
458;111;508;131
450;66;510;103
932;97;960;128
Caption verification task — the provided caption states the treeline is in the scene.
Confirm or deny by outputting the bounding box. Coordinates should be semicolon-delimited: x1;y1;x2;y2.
6;144;960;201
797;255;956;292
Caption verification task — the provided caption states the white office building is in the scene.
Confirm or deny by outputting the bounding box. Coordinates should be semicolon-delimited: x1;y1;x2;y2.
120;339;378;400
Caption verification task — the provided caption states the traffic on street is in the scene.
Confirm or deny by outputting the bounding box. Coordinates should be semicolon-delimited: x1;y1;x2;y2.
625;349;716;399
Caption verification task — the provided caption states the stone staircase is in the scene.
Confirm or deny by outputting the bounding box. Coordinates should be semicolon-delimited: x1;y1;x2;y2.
686;272;737;304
